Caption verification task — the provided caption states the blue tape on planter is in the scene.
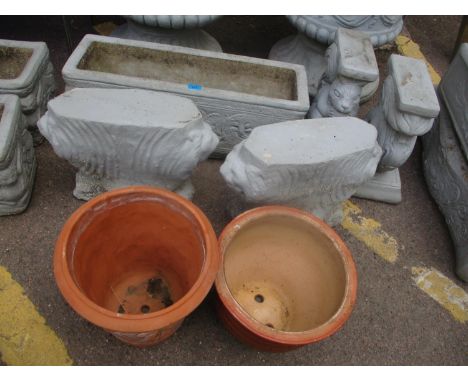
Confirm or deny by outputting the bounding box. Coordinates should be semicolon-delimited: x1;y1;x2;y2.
188;83;203;91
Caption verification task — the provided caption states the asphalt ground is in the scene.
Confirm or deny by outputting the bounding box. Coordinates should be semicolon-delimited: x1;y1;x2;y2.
0;15;466;365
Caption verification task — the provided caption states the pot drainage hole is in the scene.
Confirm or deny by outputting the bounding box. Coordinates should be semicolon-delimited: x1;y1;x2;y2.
254;294;264;303
112;275;173;314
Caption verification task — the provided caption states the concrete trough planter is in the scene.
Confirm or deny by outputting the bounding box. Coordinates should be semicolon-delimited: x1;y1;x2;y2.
62;34;310;157
215;206;357;352
54;186;219;347
0;39;55;144
0;94;36;215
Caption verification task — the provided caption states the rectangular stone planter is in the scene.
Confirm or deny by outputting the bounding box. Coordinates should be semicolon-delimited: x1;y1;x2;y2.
0;39;55;143
62;34;310;157
0;94;36;215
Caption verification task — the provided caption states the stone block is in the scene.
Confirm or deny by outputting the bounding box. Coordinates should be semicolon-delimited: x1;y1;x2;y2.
220;117;382;226
38;88;218;200
62;34;310;157
0;94;36;215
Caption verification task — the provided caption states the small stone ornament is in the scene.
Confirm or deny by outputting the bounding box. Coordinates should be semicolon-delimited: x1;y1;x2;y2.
38;88;219;200
220;117;382;226
0;94;36;215
308;28;379;119
355;54;440;203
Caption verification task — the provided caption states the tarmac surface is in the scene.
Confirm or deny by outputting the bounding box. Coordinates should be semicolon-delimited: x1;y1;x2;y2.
0;15;466;365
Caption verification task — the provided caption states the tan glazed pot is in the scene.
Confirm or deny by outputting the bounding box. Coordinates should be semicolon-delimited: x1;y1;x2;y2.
215;206;357;352
54;186;219;347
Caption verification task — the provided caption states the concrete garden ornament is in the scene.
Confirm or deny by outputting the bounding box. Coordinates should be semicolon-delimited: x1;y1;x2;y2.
0;39;55;145
38;88;218;200
112;15;222;52
355;54;440;204
0;94;36;215
308;28;379;119
423;43;468;282
62;34;309;157
269;16;402;100
220;118;382;226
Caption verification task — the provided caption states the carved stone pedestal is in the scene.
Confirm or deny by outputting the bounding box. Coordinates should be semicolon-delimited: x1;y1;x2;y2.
0;39;55;145
220;117;382;226
269;16;402;100
422;43;468;282
307;28;379;119
38;88;219;200
0;94;36;215
355;54;439;204
112;16;222;52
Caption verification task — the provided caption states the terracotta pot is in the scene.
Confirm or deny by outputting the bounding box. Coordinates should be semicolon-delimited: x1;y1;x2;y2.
54;186;219;347
215;206;357;352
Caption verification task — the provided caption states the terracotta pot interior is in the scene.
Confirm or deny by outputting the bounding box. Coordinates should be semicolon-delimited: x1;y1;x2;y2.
78;41;298;101
67;194;205;316
0;46;33;79
223;214;347;332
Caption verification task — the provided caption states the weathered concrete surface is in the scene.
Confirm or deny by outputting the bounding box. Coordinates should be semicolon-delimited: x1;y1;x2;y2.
0;15;466;366
220;118;382;226
38;88;218;200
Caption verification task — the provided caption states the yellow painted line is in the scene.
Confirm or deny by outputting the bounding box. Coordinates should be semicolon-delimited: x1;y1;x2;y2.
0;266;73;365
93;21;117;36
341;200;399;263
412;267;468;323
395;35;441;85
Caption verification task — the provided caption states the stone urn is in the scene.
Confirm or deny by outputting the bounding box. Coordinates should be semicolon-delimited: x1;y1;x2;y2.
53;186;219;347
215;206;357;352
269;15;403;100
111;15;222;52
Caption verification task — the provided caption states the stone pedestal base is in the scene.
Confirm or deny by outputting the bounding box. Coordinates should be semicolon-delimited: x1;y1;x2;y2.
269;33;378;101
111;20;222;52
354;169;402;204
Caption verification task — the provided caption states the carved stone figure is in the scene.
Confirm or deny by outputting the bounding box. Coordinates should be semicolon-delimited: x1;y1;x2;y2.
112;15;222;52
62;34;310;158
308;28;379;119
269;16;402;99
422;43;468;282
220;118;382;226
0;94;36;215
38;88;219;200
355;54;440;203
0;39;56;145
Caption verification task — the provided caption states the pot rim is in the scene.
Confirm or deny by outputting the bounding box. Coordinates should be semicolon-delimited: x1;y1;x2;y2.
215;205;357;346
54;186;219;333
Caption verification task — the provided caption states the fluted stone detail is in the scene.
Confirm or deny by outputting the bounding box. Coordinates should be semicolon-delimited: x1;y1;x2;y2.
0;39;56;145
220;118;382;226
38;88;219;200
112;16;222;52
0;94;36;215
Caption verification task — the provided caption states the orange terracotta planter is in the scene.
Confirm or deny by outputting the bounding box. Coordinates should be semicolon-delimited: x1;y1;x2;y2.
215;206;357;352
54;186;219;347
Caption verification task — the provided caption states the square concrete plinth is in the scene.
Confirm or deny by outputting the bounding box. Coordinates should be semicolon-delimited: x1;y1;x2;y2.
354;168;402;204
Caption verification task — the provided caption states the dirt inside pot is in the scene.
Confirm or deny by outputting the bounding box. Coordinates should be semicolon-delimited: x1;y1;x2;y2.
223;215;347;332
77;41;298;101
67;194;205;315
0;105;3;121
0;46;33;79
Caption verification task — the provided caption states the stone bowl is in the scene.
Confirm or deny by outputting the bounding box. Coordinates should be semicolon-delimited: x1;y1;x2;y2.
54;186;219;347
215;206;357;352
